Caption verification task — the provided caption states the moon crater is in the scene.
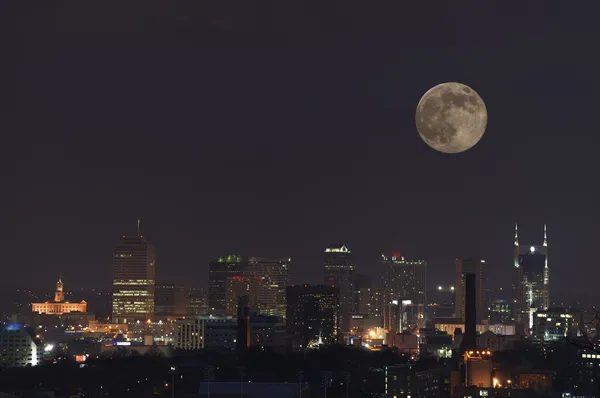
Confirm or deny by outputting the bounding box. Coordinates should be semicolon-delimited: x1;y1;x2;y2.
416;82;487;153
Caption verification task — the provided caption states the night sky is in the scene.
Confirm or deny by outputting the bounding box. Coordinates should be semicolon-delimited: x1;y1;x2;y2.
3;3;599;302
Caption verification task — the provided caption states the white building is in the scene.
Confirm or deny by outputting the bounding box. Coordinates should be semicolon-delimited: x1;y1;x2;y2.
0;325;43;367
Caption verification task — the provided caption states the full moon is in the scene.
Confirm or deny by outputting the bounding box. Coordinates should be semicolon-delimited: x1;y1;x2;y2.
415;82;487;154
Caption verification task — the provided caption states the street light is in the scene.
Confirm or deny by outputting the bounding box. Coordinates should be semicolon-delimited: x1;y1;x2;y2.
170;366;176;398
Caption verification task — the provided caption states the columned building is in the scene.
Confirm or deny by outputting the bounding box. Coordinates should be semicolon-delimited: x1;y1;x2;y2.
513;223;550;334
112;226;156;324
32;277;87;315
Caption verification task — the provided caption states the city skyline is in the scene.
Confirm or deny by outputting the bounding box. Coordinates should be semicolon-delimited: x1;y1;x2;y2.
6;4;600;305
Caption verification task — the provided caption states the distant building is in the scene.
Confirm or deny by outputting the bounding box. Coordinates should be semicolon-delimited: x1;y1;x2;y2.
186;288;207;316
455;258;486;323
226;273;258;317
31;277;87;315
112;231;156;323
248;257;290;319
532;307;581;341
384;364;441;398
433;319;515;339
286;284;340;350
324;244;354;331
0;325;43;367
489;299;512;324
155;284;187;316
513;224;550;333
477;330;520;351
208;255;247;315
381;252;427;330
173;315;285;351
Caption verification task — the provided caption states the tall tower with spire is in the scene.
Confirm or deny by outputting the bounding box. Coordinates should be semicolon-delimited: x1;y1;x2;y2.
512;223;550;334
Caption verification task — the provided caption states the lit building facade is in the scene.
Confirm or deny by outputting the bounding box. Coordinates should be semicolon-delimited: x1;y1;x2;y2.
208;255;247;315
112;234;156;323
381;253;427;330
455;258;486;323
248;257;290;318
532;307;581;341
32;277;87;315
286;284;340;350
513;224;550;333
324;244;354;331
489;299;512;324
0;325;43;367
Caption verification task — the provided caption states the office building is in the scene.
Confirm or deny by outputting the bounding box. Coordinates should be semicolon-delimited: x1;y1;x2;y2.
173;315;285;351
286;284;340;350
112;227;156;323
489;299;512;324
381;252;427;330
226;272;258;317
154;284;187;316
324;244;354;331
385;364;441;398
31;277;87;315
248;257;290;318
455;258;486;323
208;255;247;315
186;288;207;316
0;325;43;367
513;224;550;333
532;307;581;341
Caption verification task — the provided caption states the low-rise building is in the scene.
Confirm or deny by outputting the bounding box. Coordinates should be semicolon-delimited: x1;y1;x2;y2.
0;325;44;367
174;314;285;351
31;277;87;315
385;363;441;398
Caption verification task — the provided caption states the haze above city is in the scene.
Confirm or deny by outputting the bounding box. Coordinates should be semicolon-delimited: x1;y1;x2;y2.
4;3;599;305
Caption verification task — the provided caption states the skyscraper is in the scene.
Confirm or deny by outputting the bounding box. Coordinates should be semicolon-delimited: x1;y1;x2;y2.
324;244;354;331
208;254;247;315
381;252;427;330
286;284;340;350
513;223;550;333
455;258;486;324
248;257;290;319
112;225;156;323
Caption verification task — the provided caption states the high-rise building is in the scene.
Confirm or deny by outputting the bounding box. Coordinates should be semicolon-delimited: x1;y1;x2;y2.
248;257;290;318
155;284;187;316
186;288;207;316
513;224;550;333
455;258;486;324
208;255;247;315
381;252;427;330
286;284;340;350
112;227;156;324
226;272;258;317
324;244;354;331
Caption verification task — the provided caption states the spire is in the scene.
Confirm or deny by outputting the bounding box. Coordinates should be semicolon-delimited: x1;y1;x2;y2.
137;220;141;237
543;223;547;247
514;223;519;246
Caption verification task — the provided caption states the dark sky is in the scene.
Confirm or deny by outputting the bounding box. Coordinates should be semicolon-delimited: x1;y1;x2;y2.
2;3;599;303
